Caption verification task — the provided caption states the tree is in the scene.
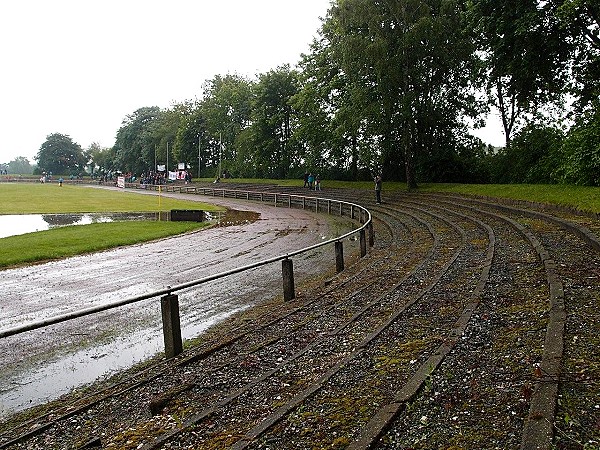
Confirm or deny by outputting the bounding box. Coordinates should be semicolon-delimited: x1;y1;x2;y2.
199;74;254;176
550;0;599;112
36;133;86;175
113;107;164;174
87;142;115;176
8;156;34;174
469;0;572;146
553;108;600;186
245;66;300;179
173;104;207;178
322;0;480;188
292;30;366;180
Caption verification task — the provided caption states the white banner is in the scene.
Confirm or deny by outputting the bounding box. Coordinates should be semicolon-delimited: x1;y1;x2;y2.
157;164;166;172
168;171;177;181
177;162;185;170
117;176;125;188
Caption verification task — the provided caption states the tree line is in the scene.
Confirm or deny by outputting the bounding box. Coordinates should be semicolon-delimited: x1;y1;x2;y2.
33;0;599;187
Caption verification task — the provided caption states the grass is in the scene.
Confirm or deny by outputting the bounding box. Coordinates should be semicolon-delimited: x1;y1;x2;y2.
0;221;208;269
0;183;222;214
0;183;222;269
418;183;600;214
211;178;600;214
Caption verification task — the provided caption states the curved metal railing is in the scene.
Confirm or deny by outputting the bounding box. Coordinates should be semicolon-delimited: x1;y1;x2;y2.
0;185;373;340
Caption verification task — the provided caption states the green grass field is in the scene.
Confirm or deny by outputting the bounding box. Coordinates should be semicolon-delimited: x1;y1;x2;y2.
0;183;223;269
0;183;222;214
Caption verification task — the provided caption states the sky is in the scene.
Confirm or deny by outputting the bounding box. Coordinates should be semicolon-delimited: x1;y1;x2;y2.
0;0;504;165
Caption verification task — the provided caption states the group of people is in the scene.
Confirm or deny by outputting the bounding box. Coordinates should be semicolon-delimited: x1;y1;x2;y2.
302;170;382;203
303;172;322;190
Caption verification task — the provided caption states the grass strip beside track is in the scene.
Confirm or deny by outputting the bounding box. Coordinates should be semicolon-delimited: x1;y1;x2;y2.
0;183;221;269
0;221;209;269
211;178;600;214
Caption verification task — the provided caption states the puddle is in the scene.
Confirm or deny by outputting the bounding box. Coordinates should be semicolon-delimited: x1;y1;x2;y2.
0;297;250;417
0;210;259;239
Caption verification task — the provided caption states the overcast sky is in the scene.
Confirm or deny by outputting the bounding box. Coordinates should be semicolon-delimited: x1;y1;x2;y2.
0;0;504;165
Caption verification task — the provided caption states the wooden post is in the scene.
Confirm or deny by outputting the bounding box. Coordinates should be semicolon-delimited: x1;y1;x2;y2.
369;222;374;247
335;241;344;273
282;258;295;301
360;229;367;257
161;294;183;359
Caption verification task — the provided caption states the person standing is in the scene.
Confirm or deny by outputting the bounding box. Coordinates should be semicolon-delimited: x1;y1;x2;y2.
374;174;382;204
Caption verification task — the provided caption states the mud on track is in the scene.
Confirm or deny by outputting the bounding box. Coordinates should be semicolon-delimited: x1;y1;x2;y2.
0;187;359;417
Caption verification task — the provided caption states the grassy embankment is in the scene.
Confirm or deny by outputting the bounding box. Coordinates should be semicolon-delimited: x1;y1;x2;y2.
212;178;600;214
0;184;223;269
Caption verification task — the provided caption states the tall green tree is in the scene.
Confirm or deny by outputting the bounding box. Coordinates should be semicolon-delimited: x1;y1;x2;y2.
469;0;572;146
7;156;34;174
113;107;164;174
200;74;254;176
551;0;599;112
87;142;115;176
173;103;207;177
325;0;480;188
245;66;300;179
36;133;86;175
293;29;366;180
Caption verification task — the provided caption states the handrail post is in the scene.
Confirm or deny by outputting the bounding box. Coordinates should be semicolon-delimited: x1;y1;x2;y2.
360;229;367;257
369;222;374;247
335;241;344;273
282;258;295;301
161;294;183;358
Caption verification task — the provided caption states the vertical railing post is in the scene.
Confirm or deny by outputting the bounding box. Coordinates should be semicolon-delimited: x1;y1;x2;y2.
360;229;367;257
368;222;374;247
161;294;183;359
335;241;344;273
282;258;295;301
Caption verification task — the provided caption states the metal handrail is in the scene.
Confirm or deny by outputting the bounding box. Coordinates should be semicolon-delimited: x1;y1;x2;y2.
0;186;372;339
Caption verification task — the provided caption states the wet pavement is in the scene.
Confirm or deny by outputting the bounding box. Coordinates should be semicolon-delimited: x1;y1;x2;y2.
0;190;356;417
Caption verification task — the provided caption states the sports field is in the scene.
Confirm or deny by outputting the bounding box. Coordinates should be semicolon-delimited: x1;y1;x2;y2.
0;183;223;268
